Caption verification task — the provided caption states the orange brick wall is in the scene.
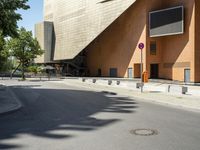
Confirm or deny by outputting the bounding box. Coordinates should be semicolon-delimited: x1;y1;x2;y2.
86;0;146;77
160;0;195;82
145;0;195;82
195;0;200;82
145;0;164;79
86;0;198;82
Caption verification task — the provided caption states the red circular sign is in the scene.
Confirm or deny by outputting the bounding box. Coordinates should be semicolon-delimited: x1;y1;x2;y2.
138;43;144;49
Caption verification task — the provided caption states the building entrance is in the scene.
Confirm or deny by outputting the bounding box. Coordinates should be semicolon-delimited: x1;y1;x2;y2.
150;64;159;79
98;69;102;77
134;64;141;78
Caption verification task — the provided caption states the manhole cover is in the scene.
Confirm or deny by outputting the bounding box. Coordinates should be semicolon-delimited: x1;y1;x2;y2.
130;129;158;136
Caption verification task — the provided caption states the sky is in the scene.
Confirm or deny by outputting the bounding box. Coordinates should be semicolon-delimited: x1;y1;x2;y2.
17;0;43;35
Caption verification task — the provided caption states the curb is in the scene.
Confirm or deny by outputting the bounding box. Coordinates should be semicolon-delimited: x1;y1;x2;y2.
129;94;200;113
0;86;22;115
60;79;200;113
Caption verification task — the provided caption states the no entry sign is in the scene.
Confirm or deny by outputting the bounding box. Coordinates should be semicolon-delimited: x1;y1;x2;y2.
138;43;144;50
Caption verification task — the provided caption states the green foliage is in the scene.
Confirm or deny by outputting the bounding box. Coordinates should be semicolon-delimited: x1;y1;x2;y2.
0;59;13;72
28;65;42;75
8;28;44;79
0;0;30;37
8;28;44;63
0;0;29;71
0;32;10;72
0;32;5;49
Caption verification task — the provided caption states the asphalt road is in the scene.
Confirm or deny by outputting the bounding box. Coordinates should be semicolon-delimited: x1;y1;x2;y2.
0;80;200;150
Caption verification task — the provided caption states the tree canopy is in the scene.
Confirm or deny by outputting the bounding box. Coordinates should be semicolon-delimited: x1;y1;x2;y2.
0;31;10;72
0;0;30;37
8;28;44;79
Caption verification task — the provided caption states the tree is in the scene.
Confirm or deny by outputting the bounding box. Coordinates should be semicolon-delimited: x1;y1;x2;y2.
0;0;30;37
0;0;29;72
8;28;44;80
0;32;10;72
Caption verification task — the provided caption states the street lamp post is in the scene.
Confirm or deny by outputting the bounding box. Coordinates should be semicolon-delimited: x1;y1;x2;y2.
138;43;144;93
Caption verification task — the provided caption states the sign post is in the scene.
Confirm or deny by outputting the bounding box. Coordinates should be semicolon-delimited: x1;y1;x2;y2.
138;43;144;93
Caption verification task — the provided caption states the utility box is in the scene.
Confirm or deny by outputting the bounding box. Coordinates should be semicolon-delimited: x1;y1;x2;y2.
116;80;120;85
142;71;149;83
93;79;96;83
108;80;112;85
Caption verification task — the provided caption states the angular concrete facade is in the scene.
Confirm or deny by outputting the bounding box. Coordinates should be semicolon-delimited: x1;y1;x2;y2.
43;0;136;60
35;0;200;83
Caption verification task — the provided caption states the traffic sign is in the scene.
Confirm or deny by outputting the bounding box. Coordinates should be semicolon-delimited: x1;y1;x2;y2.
138;42;144;93
138;43;144;50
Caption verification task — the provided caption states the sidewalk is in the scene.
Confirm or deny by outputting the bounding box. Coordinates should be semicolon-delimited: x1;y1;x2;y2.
0;84;22;114
57;78;200;112
78;77;200;96
1;77;200;113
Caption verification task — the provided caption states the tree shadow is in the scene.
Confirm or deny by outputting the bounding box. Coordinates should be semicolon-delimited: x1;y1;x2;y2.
0;144;22;150
0;86;138;149
11;85;42;88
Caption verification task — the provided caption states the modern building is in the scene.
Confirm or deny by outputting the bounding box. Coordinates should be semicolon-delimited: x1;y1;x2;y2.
35;0;200;83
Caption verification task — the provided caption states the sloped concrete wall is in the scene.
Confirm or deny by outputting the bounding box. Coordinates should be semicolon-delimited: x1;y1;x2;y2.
43;0;137;60
86;0;146;77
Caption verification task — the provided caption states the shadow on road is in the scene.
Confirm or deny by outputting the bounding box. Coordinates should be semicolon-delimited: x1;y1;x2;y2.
0;85;138;149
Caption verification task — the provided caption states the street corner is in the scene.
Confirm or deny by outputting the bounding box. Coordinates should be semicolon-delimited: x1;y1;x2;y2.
0;83;6;88
0;84;22;115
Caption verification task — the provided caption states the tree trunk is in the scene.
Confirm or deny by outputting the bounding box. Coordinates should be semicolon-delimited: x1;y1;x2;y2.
22;47;25;80
11;63;21;79
22;62;25;80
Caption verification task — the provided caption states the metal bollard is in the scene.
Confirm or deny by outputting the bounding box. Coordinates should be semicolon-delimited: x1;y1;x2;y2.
116;80;120;85
136;83;140;89
182;86;188;94
92;79;96;83
108;80;112;85
168;85;171;93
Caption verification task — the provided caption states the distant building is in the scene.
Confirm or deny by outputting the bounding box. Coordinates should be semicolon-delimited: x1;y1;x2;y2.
35;0;200;83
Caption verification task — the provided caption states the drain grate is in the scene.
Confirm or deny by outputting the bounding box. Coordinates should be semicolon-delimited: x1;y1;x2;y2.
130;129;159;136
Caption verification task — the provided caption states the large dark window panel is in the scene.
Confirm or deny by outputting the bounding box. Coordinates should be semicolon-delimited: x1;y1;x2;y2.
149;6;184;37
